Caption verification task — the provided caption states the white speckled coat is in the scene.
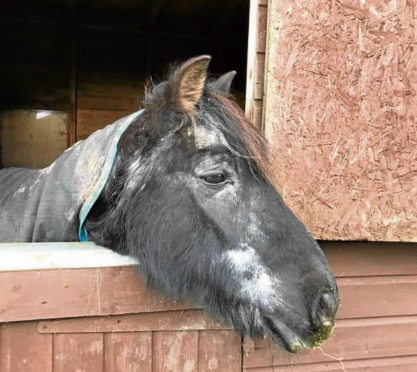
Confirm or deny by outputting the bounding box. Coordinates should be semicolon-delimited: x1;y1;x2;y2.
0;111;141;242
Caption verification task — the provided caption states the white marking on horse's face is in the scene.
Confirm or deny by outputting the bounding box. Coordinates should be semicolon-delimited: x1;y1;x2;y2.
246;213;267;242
194;111;233;151
194;126;221;148
224;243;281;311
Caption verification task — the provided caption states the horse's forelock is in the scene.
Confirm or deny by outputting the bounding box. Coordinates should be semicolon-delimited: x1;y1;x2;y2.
200;91;274;183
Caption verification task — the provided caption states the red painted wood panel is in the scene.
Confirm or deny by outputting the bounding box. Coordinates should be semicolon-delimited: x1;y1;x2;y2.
104;332;152;372
0;321;52;372
247;355;417;371
198;330;242;372
152;331;199;372
337;275;417;319
322;242;417;277
0;266;195;322
54;333;104;372
245;316;417;369
38;309;227;334
1;241;416;372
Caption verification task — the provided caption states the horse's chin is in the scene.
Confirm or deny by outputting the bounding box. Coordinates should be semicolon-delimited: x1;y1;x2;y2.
261;315;335;353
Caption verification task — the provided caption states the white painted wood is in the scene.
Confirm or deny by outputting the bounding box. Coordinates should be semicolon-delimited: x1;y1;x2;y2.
0;242;138;271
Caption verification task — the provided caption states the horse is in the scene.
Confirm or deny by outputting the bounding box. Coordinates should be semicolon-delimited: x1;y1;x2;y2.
0;55;339;352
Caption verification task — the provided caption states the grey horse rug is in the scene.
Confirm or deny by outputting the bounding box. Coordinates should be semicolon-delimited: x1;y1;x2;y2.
0;110;143;243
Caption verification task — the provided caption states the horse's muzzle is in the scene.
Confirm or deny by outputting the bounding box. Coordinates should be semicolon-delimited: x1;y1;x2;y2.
262;281;339;353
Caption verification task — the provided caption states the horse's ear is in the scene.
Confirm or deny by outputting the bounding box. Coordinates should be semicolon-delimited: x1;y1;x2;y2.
209;71;237;94
171;55;211;115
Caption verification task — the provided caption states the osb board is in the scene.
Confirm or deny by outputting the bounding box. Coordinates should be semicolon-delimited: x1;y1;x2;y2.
264;0;417;241
0;110;68;168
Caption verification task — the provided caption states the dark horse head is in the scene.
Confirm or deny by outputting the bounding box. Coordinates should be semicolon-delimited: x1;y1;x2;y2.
86;56;339;352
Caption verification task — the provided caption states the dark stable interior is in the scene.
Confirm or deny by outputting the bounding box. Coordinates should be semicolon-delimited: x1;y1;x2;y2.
0;0;249;110
0;0;249;168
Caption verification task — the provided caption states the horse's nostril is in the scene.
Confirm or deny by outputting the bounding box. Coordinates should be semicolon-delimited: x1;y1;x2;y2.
311;290;338;329
322;292;338;315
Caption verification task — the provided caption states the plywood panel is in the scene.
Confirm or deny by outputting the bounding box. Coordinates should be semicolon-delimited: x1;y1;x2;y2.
0;321;52;372
104;332;152;372
0;110;68;168
54;333;104;372
198;330;242;372
263;0;417;241
0;266;196;322
77;109;133;141
152;331;198;372
245;316;417;368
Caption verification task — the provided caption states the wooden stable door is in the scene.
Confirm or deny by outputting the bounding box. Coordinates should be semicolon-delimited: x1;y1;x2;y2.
1;242;417;371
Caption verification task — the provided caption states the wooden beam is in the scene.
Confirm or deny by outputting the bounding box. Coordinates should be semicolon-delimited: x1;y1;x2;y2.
69;29;77;147
38;310;229;333
66;0;74;16
0;102;72;111
0;16;245;45
211;0;246;34
245;0;259;121
0;265;197;322
220;0;249;34
146;34;153;77
147;0;164;29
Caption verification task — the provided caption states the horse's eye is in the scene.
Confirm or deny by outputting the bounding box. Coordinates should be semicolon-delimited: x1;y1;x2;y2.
201;174;226;185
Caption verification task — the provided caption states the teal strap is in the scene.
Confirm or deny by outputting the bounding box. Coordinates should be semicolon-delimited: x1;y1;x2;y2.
78;110;144;241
